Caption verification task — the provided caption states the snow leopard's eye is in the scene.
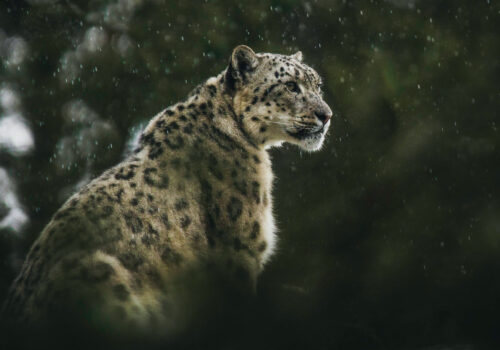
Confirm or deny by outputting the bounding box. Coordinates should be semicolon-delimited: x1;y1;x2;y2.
285;81;300;94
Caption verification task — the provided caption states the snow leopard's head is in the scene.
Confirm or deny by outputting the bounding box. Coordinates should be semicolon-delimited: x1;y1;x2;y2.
226;45;332;151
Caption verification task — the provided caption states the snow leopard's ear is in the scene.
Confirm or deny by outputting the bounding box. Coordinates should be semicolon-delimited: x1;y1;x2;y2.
291;51;303;62
225;45;259;92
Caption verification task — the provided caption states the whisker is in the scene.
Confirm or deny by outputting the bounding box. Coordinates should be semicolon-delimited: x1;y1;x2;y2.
277;115;308;120
266;121;319;131
263;118;321;131
265;121;295;126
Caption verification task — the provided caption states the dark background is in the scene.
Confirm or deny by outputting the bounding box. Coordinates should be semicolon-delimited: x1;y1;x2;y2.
0;0;499;349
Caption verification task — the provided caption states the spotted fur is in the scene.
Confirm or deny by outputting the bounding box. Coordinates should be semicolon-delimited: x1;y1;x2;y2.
2;45;332;335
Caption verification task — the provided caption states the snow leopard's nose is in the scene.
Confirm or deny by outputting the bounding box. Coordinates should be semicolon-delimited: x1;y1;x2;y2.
314;108;332;125
314;100;332;125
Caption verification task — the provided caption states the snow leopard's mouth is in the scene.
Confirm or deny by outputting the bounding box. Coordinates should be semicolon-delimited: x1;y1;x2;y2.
287;123;328;140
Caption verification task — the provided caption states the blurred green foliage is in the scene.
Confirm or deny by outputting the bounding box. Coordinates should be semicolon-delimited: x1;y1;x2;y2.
0;0;499;348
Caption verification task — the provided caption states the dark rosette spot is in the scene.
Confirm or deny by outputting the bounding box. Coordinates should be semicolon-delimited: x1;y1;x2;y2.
258;241;267;252
180;215;191;229
227;197;243;222
161;246;183;265
250;221;260;240
164;135;184;149
118;252;144;271
124;211;143;234
251;181;260;203
182;123;193;134
143;167;169;189
175;199;189;211
148;142;164;160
